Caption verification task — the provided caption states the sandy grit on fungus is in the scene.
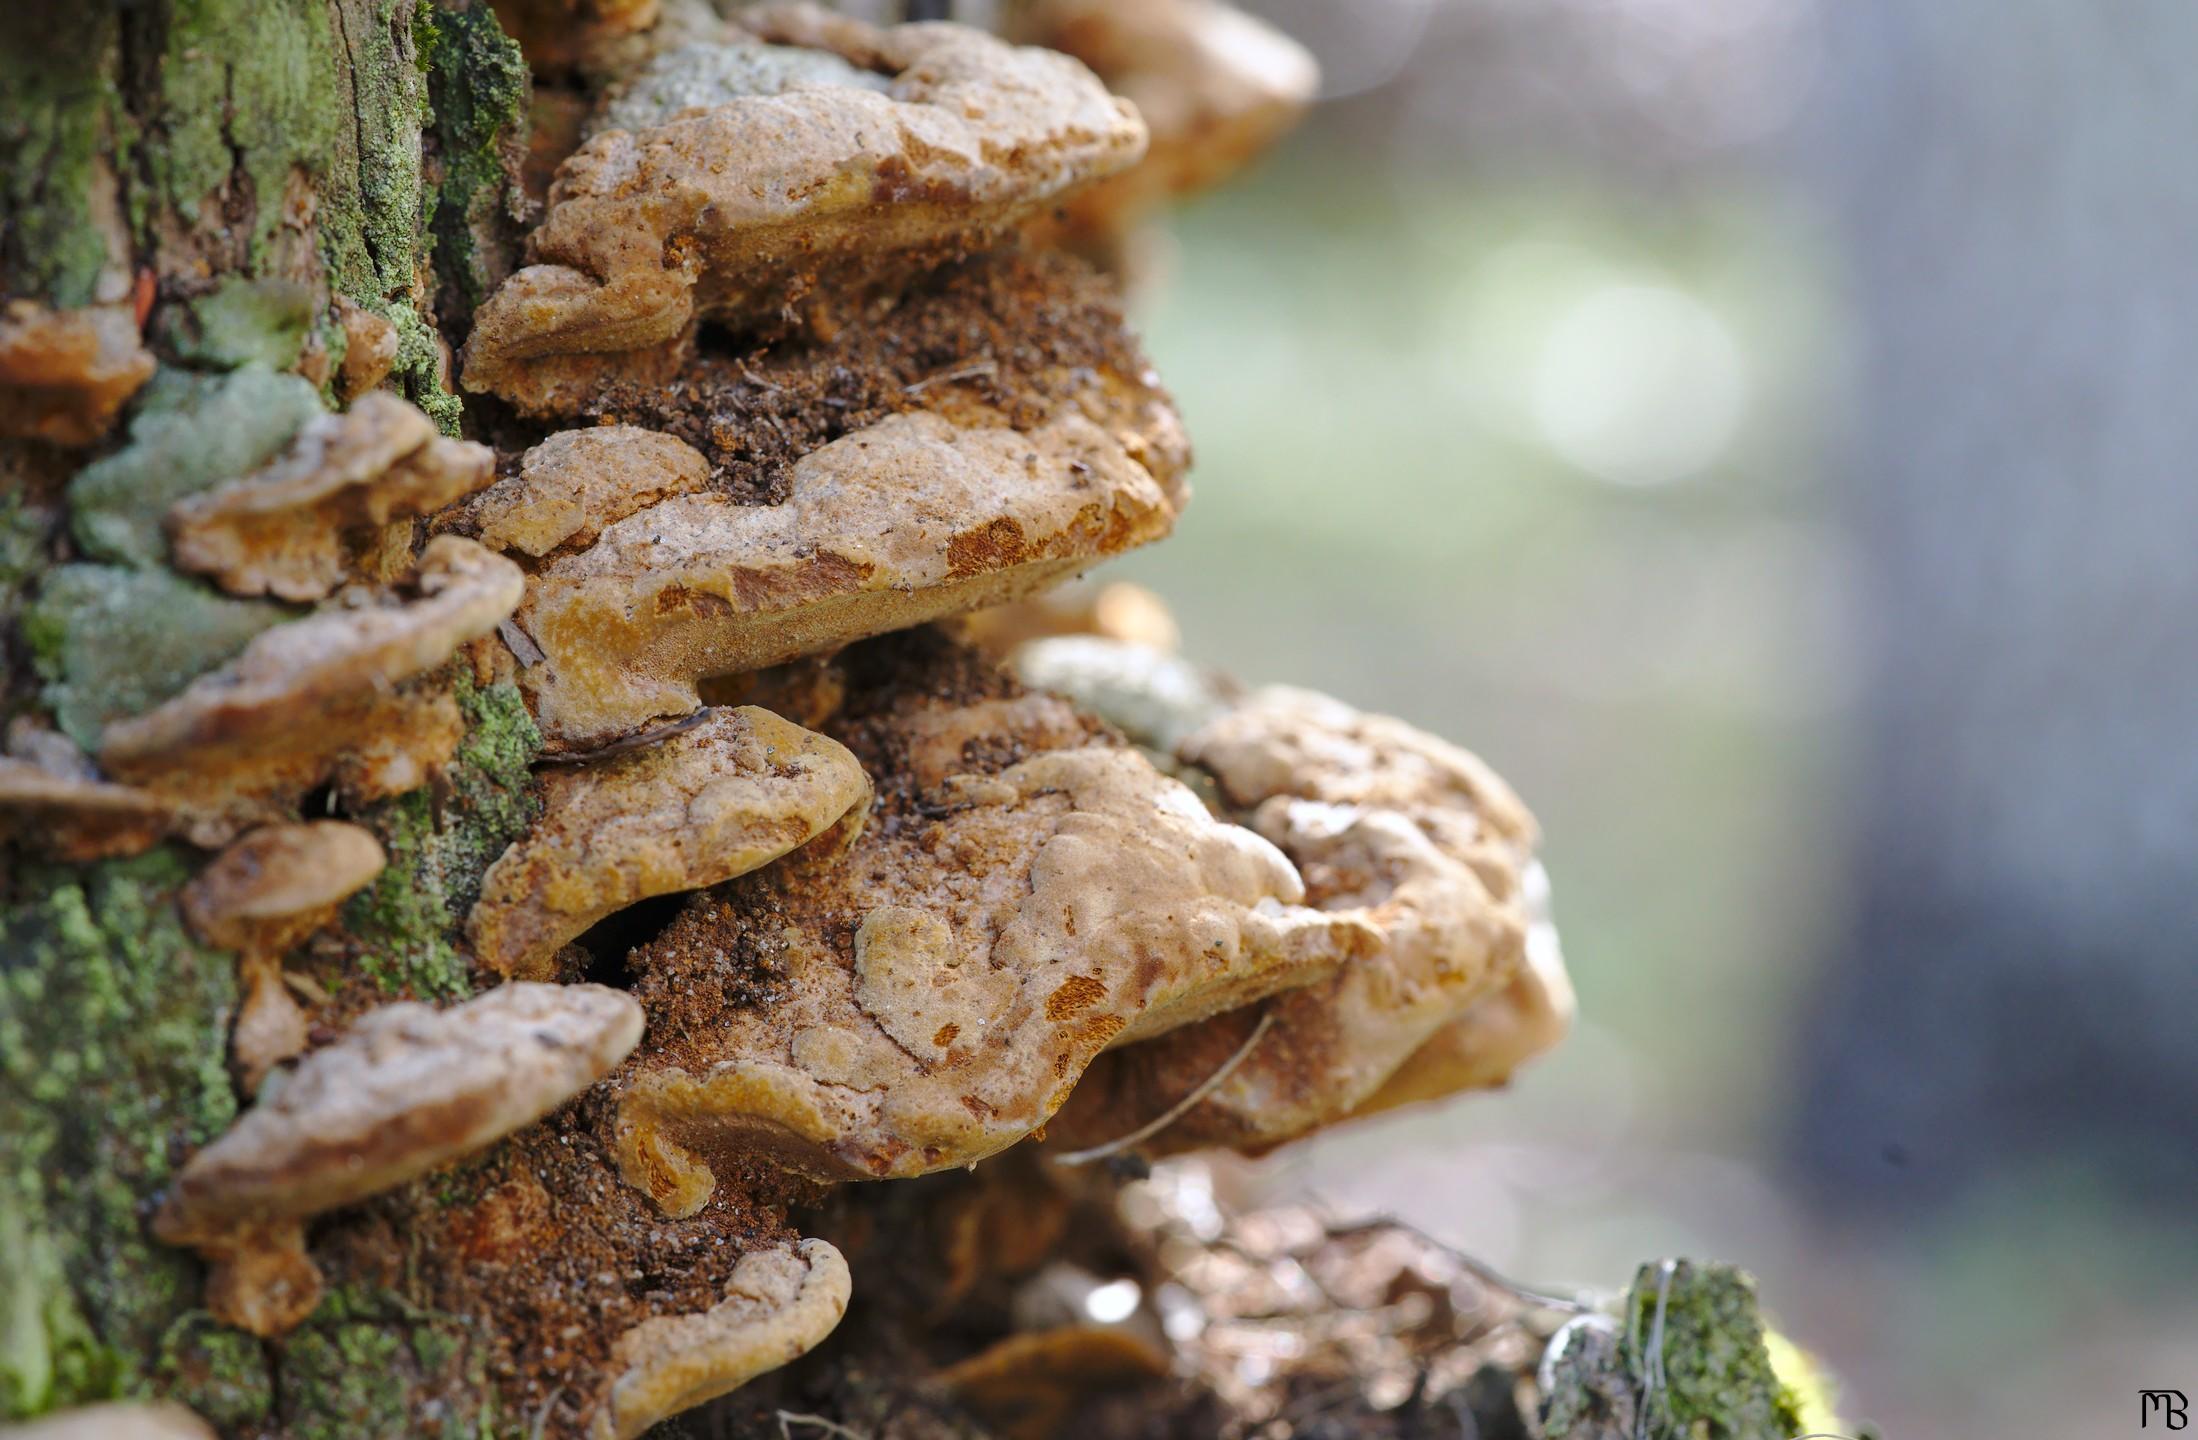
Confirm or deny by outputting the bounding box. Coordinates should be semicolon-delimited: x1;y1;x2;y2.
607;633;1369;1206
181;820;388;1092
462;7;1144;411
153;981;643;1337
166;391;496;602
0;1402;219;1439
0;298;157;446
453;424;712;558
1045;675;1566;1155
1020;0;1318;251
511;408;1181;745
466;705;871;979
98;536;524;841
588;1237;852;1440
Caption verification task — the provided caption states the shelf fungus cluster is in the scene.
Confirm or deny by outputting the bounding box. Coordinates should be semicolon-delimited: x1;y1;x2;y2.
3;4;1573;1438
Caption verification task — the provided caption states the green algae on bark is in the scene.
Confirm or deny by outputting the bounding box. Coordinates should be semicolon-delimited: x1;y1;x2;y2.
0;851;242;1419
344;674;542;1000
418;2;531;321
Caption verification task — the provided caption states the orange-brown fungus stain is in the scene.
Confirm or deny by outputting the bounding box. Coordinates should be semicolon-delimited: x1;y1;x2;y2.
1045;974;1107;1020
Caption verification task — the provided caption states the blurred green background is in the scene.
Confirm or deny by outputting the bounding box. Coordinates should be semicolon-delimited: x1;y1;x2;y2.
1098;3;2198;1434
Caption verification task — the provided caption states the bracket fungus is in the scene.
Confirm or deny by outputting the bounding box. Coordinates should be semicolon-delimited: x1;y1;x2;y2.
1;1403;218;1440
166;391;496;602
181;820;389;1092
608;634;1370;1205
462;6;1144;409
467;704;871;978
0;298;157;447
0;754;174;861
455;424;712;559
1020;0;1320;250
154;981;643;1337
1049;682;1567;1155
513;407;1180;745
99;536;524;839
590;1237;852;1440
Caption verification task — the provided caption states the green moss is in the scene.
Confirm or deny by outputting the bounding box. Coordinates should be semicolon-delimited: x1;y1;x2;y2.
25;564;287;749
1618;1260;1804;1440
68;364;324;569
345;676;540;999
418;3;529;319
0;852;246;1419
278;1286;487;1440
155;1314;273;1433
0;9;123;307
160;277;315;371
382;299;465;436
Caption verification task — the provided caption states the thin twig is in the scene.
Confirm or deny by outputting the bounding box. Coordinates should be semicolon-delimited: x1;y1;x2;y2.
903;358;997;394
1051;1013;1275;1165
777;1411;872;1440
537;709;712;765
1317;1213;1595;1314
528;1387;563;1440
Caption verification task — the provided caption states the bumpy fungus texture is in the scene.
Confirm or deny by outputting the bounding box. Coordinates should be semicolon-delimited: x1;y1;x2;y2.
590;1238;851;1440
514;406;1181;745
1020;0;1319;247
154;982;643;1337
588;37;890;139
610;633;1366;1203
462;5;1144;412
181;821;388;1092
455;424;712;558
467;704;871;978
167;392;496;602
99;537;525;841
1050;682;1566;1155
0;301;156;447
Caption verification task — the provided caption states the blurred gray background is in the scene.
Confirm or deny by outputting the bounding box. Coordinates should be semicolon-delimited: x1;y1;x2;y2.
1103;1;2198;1435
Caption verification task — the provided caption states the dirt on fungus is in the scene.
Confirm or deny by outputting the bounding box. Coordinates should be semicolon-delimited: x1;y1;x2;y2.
462;249;1165;508
623;628;1110;1075
317;1100;822;1432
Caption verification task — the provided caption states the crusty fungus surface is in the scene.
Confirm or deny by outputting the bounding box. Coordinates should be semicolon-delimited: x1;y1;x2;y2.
467;705;871;979
514;406;1180;745
1049;682;1557;1155
0;299;157;446
99;536;524;838
154;981;644;1336
589;1237;852;1440
181;821;388;1091
1021;0;1319;247
608;632;1368;1203
454;424;712;558
166;391;496;602
462;8;1144;410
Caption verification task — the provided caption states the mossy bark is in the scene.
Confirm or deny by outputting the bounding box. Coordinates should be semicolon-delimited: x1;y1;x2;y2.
0;0;531;1430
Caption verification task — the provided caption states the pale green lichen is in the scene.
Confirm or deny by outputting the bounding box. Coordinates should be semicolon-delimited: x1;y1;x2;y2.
23;564;287;750
345;676;541;999
0;851;243;1419
68;364;324;569
160;277;315;372
380;299;465;437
